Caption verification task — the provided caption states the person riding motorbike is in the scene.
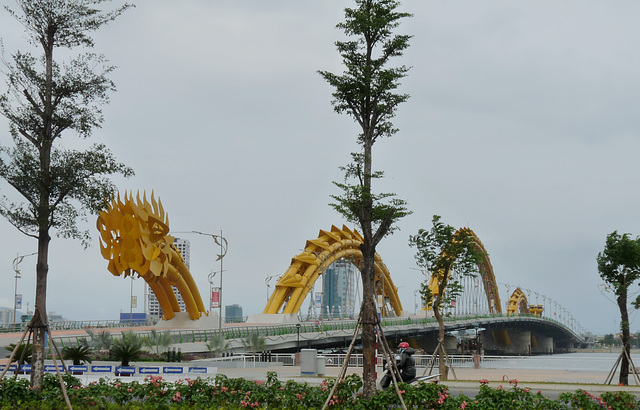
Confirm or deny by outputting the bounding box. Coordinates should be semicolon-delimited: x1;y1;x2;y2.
380;342;416;389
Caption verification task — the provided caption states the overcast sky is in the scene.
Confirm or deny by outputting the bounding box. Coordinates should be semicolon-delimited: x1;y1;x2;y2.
0;1;638;335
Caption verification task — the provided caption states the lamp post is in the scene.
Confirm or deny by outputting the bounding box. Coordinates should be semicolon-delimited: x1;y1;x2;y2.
265;275;277;303
12;252;37;323
296;322;301;352
193;230;227;330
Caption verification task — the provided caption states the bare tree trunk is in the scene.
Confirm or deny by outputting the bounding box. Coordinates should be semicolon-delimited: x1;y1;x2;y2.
433;301;447;380
29;232;50;388
360;244;377;398
619;294;630;386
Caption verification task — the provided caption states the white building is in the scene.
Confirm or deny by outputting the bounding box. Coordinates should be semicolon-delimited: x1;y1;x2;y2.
146;237;190;319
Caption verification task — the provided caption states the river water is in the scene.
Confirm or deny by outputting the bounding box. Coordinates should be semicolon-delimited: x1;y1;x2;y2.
477;352;636;372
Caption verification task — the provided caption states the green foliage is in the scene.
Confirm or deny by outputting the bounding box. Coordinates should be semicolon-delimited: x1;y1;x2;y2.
62;344;93;366
142;329;172;355
559;388;640;409
597;231;640;300
318;0;412;144
242;333;266;354
110;330;144;367
409;215;484;310
206;333;230;357
320;0;413;237
0;0;135;246
80;328;113;352
5;342;32;364
1;374;640;409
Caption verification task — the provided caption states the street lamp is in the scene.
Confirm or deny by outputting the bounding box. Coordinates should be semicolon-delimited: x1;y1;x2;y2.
296;322;301;352
193;230;227;330
265;275;278;302
12;252;37;323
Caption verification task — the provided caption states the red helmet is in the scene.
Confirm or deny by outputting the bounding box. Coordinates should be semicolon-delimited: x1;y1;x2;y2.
398;342;409;349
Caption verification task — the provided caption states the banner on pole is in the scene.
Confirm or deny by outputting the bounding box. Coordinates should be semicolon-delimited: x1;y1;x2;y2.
15;294;22;310
131;296;137;309
211;288;220;309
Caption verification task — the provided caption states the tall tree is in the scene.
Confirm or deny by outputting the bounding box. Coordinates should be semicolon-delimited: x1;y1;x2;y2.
409;215;483;380
597;231;640;385
0;0;133;388
318;0;411;398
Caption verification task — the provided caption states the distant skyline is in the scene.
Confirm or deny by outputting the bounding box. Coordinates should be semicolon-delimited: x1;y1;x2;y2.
1;1;640;335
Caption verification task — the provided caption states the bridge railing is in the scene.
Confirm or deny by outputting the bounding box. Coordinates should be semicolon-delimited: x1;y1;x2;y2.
0;319;151;334
209;353;557;370
47;312;581;349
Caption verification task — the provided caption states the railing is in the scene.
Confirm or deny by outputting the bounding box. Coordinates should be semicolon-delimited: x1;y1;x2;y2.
29;313;580;348
235;353;614;372
0;319;152;334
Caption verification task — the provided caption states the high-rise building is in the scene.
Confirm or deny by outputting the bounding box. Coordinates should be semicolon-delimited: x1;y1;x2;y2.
146;237;190;319
322;259;358;319
225;304;243;323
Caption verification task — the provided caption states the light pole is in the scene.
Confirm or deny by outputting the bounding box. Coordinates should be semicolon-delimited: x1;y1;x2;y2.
265;275;277;302
12;252;37;323
296;322;301;352
193;230;227;330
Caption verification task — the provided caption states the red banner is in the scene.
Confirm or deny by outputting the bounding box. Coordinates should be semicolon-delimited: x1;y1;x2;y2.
211;288;220;309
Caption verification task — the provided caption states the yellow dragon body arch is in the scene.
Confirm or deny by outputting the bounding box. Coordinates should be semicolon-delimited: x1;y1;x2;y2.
506;287;543;317
264;225;403;317
97;191;206;321
427;228;502;314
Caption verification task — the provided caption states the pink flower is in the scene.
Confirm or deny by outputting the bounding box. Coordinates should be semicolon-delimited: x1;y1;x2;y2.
509;379;518;386
173;391;181;402
461;401;467;409
479;379;489;385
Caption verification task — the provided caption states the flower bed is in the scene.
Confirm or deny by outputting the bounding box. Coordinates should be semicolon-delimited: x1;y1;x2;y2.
0;372;637;409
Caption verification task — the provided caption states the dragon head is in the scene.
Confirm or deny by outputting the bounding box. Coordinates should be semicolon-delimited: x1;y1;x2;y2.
97;191;181;279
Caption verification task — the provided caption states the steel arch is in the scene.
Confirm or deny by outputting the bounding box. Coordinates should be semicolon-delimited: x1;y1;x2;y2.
263;225;403;316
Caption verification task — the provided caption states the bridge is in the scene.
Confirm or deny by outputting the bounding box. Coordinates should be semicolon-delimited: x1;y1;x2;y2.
95;195;586;356
250;224;586;355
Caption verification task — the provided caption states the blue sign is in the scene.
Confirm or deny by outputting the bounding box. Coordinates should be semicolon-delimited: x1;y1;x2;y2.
69;365;88;372
138;367;160;374
20;365;31;372
188;367;207;374
91;365;113;373
115;366;135;374
44;365;58;372
8;365;17;371
162;366;184;374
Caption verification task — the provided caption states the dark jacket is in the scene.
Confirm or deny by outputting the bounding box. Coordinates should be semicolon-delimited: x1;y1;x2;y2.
397;347;416;379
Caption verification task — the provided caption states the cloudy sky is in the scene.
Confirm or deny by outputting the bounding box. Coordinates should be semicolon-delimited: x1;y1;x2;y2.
0;1;638;336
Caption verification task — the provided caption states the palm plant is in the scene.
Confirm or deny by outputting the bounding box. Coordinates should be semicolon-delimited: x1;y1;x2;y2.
143;330;172;355
242;333;266;354
62;344;93;366
206;333;230;357
5;342;32;364
80;329;113;351
110;330;143;367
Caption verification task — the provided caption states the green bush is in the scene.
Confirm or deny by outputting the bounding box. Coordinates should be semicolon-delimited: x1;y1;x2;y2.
1;374;639;409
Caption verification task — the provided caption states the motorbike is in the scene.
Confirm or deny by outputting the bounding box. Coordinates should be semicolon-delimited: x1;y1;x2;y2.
379;355;440;390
